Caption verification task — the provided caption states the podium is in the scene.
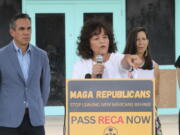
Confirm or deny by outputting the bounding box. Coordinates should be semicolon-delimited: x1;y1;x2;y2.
66;79;155;135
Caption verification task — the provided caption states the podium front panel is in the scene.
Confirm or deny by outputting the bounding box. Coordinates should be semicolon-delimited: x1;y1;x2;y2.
66;79;155;135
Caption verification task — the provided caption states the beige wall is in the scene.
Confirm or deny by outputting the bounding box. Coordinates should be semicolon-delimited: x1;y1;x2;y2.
158;69;177;108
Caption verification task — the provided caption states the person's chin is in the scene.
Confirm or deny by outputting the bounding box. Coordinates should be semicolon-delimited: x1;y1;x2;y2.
138;50;145;54
22;42;29;46
24;40;30;44
99;52;107;56
100;49;108;54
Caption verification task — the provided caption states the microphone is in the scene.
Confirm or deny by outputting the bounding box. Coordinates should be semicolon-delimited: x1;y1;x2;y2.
85;73;91;78
96;55;103;78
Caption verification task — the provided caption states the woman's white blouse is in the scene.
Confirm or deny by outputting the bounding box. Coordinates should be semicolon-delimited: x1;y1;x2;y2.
72;53;127;79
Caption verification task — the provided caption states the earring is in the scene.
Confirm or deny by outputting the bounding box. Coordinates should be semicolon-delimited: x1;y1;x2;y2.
145;49;148;57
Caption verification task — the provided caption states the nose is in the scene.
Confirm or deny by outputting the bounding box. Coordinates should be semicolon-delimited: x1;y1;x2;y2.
99;37;105;43
24;29;31;35
137;39;144;45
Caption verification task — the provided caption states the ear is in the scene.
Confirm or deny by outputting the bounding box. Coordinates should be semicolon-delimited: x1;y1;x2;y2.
9;29;14;37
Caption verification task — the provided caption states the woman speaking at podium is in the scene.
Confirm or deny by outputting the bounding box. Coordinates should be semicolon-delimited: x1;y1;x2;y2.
72;19;162;134
72;19;141;79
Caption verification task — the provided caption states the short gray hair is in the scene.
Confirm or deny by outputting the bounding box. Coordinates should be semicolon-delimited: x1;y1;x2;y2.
9;13;31;29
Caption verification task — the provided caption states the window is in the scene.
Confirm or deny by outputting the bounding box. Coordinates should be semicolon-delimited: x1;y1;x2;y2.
126;0;175;65
0;0;21;47
36;14;65;105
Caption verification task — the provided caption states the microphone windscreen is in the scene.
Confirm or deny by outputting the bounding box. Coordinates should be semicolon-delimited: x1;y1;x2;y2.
96;55;103;63
96;74;102;78
85;73;91;78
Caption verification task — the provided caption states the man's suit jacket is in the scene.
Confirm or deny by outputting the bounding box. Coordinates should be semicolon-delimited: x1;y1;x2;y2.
0;42;51;127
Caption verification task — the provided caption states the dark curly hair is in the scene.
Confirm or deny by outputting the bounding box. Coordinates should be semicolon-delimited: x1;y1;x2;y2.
123;27;153;69
77;19;117;59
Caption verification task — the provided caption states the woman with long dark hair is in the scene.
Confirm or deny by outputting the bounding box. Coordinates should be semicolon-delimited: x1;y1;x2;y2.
124;27;163;135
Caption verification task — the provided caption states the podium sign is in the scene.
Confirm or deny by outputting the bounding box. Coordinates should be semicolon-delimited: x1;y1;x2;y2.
66;79;155;135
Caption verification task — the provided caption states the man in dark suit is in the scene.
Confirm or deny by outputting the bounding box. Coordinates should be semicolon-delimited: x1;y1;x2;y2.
175;56;180;135
0;13;51;135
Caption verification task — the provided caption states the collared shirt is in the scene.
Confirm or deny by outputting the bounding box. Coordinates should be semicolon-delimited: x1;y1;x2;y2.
13;40;31;82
